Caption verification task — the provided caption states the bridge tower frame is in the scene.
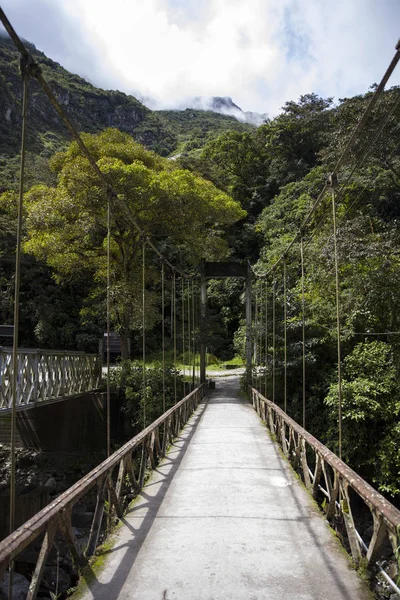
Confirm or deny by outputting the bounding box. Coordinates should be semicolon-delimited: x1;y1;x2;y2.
199;261;252;383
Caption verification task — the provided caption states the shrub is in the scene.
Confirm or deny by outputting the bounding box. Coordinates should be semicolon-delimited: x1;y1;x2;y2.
110;360;185;430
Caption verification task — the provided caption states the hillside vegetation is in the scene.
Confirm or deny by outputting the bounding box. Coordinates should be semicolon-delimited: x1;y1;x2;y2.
0;34;255;191
157;108;253;154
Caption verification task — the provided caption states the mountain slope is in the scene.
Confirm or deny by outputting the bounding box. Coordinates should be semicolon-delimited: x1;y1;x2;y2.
0;35;258;192
0;34;177;191
157;108;253;154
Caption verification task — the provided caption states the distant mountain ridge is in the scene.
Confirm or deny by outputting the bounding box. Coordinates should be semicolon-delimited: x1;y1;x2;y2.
172;96;268;126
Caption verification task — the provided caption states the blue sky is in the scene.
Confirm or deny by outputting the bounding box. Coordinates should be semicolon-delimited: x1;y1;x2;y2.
1;0;399;115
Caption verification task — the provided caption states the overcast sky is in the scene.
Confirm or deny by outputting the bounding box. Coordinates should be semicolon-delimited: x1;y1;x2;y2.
1;0;399;115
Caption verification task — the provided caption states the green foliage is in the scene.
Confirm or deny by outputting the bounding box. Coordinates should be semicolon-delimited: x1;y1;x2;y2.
205;278;245;359
0;189;102;349
377;424;400;497
110;360;185;429
261;93;333;182
157;108;253;155
206;354;220;366
229;87;400;501
0;36;260;190
21;129;245;355
325;342;400;495
240;366;256;395
199;130;269;217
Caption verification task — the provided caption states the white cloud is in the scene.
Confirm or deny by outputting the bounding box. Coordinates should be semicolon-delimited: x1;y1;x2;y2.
1;0;399;115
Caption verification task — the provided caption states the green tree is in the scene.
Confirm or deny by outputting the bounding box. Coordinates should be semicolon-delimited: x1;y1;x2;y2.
261;94;333;182
23;129;246;357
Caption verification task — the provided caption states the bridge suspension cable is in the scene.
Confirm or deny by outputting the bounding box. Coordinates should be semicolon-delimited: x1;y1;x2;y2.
142;243;147;428
258;279;264;394
173;272;177;404
283;258;287;414
191;280;196;387
264;280;268;398
329;175;343;460
7;44;30;600
161;261;166;414
181;278;186;398
106;190;112;458
300;233;306;430
187;279;191;388
272;274;276;404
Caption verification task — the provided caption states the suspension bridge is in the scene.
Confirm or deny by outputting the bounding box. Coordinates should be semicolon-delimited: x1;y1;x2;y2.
0;7;400;600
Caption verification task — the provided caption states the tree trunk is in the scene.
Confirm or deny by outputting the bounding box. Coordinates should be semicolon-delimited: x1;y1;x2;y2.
120;314;131;360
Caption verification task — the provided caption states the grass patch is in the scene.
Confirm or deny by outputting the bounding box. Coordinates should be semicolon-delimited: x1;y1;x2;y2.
69;525;122;599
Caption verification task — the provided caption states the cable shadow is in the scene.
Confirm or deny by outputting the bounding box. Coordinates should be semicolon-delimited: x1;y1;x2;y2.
78;398;209;600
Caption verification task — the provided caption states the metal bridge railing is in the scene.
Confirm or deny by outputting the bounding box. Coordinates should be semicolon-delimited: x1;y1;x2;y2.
0;347;101;409
251;387;400;596
0;383;207;599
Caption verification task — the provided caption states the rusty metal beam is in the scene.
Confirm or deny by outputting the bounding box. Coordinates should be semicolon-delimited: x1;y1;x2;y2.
203;262;247;279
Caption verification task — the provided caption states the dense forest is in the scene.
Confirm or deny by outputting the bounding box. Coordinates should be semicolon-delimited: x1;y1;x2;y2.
1;32;400;502
188;89;400;499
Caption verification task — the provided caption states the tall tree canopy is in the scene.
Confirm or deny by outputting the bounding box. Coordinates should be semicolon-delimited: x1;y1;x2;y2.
20;129;246;355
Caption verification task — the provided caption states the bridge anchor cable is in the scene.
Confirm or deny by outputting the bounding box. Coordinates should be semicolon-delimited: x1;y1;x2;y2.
300;232;306;430
283;259;287;414
8;50;31;600
264;280;268;398
161;262;166;414
329;173;343;461
272;274;276;404
106;190;111;458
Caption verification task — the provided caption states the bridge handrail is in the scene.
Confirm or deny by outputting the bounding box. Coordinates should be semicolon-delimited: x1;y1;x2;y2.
0;347;101;408
251;387;400;588
0;347;97;357
0;382;207;594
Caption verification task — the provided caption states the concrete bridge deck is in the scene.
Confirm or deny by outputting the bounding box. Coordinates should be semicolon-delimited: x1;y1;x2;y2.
75;377;371;600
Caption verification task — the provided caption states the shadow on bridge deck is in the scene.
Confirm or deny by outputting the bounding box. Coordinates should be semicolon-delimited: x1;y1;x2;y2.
73;377;372;600
74;394;209;599
207;376;247;404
